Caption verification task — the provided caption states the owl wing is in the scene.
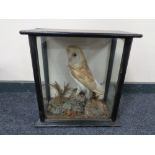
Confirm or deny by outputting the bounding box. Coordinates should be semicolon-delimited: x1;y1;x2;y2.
69;64;97;92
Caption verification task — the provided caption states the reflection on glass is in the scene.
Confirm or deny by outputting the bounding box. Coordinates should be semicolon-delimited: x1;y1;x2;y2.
106;39;124;113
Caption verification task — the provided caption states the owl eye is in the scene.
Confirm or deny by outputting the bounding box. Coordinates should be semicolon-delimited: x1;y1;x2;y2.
72;53;77;57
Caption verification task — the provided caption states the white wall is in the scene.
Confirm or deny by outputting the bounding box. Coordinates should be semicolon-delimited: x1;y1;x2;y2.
0;19;154;82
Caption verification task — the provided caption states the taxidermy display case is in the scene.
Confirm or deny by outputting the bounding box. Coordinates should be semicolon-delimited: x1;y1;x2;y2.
20;29;142;126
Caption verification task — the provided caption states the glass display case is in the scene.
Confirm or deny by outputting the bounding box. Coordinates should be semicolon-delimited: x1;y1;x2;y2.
20;29;142;126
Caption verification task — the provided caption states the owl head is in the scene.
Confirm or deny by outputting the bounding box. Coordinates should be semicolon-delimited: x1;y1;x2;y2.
66;45;86;65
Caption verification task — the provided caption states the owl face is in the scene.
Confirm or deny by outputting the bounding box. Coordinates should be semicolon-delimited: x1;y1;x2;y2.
66;45;81;65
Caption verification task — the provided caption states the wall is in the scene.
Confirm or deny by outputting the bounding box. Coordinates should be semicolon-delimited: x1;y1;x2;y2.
0;19;154;82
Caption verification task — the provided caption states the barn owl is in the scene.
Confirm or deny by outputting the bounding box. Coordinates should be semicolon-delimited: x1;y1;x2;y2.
66;45;104;98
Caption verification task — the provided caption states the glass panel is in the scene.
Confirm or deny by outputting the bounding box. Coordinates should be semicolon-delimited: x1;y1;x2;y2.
36;36;120;120
106;38;125;113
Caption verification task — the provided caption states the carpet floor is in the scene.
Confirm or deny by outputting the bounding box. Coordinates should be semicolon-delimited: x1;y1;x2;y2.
0;91;155;134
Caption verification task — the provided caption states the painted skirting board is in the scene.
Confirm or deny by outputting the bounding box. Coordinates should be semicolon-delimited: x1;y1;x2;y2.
0;81;155;93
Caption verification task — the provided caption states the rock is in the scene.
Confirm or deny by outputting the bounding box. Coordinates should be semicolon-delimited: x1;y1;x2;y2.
62;101;72;111
48;104;62;114
85;99;110;118
47;99;63;114
47;90;87;116
62;96;87;116
72;103;83;113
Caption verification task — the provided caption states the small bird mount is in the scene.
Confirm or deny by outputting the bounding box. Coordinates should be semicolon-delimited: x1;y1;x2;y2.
20;28;142;127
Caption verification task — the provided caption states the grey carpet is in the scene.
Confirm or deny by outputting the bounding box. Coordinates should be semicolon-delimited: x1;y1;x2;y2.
0;91;155;134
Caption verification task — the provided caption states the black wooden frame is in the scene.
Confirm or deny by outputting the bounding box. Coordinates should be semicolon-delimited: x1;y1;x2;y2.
28;35;46;122
111;38;133;121
21;29;142;127
41;37;51;101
